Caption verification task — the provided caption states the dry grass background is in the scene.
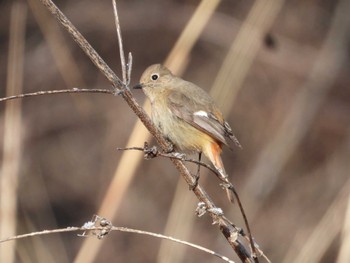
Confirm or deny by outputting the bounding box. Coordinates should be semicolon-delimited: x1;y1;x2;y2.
0;0;350;262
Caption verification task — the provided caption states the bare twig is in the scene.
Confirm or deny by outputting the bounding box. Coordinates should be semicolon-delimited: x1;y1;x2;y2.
0;1;265;262
0;227;89;243
117;144;261;261
35;1;257;261
112;0;127;86
0;88;114;102
116;145;221;177
227;185;260;261
0;217;236;263
126;52;132;86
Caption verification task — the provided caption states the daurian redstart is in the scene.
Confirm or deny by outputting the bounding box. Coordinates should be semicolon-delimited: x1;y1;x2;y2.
134;64;241;200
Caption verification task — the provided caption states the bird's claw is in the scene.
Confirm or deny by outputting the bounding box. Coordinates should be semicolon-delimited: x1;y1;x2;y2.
143;142;159;159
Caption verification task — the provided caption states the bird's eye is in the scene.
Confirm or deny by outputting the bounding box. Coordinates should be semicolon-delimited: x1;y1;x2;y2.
151;74;159;81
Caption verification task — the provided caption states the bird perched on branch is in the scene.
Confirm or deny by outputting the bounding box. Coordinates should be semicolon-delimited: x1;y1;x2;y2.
134;64;241;202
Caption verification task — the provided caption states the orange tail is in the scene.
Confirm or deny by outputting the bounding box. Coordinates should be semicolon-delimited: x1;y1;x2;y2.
204;141;226;178
203;141;234;203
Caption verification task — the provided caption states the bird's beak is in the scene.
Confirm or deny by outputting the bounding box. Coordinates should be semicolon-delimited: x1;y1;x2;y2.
133;83;143;89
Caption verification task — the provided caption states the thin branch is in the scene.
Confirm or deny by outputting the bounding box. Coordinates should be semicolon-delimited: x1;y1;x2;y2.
117;144;261;261
112;0;127;85
37;1;258;261
37;0;168;149
0;227;86;243
0;88;114;102
0;220;236;263
0;1;263;261
228;185;260;261
116;146;221;178
118;228;236;263
126;52;132;86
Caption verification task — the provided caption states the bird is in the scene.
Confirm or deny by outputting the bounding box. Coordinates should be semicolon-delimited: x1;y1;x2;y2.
133;64;241;201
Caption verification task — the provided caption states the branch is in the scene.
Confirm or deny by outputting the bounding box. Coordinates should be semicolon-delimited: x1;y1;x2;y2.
36;1;258;261
126;52;132;86
117;144;266;262
112;0;127;85
0;88;114;102
0;215;236;263
116;145;221;178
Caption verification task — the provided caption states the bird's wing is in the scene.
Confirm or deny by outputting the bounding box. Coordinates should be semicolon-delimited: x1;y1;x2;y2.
223;120;242;149
167;90;230;146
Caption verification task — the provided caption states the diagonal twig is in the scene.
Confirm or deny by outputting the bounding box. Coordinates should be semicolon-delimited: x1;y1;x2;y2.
117;144;266;262
36;1;259;262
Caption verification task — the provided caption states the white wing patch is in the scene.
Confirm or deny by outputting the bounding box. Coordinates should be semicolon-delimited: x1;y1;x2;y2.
194;110;208;117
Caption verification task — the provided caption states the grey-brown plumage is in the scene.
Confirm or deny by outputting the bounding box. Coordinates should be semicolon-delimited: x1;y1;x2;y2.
134;64;241;202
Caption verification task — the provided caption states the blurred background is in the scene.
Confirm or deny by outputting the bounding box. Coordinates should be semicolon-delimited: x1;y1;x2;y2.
0;0;349;262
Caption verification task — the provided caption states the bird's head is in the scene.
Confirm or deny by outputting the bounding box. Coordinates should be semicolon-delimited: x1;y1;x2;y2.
133;64;174;101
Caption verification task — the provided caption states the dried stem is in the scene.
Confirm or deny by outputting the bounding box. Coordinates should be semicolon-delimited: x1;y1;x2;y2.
126;52;132;86
112;0;127;85
118;145;262;261
0;218;236;263
0;88;114;102
116;146;221;177
34;0;258;261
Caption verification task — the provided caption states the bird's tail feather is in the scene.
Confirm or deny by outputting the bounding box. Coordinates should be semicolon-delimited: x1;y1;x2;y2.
205;142;235;203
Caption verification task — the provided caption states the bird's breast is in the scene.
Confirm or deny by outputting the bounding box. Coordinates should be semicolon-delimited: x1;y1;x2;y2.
151;101;217;152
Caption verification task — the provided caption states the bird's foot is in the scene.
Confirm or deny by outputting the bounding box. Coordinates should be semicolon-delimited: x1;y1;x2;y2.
143;142;159;159
188;173;200;191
